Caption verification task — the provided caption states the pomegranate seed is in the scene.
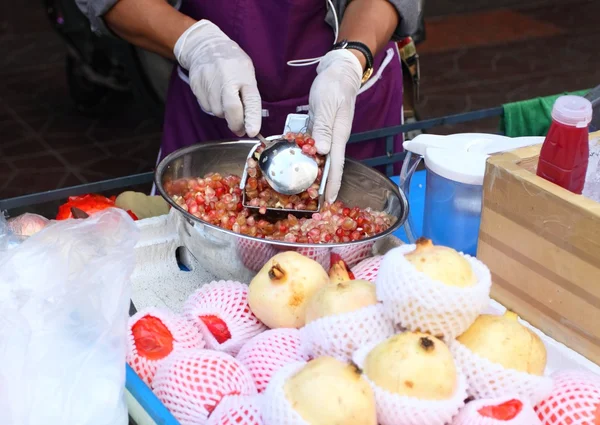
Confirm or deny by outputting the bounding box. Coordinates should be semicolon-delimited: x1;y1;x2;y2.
305;138;315;146
247;177;258;190
259;206;267;214
301;144;312;154
169;166;393;243
341;218;357;231
308;146;318;156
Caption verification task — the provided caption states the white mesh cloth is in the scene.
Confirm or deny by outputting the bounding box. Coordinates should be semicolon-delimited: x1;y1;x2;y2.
300;304;394;362
332;242;374;268
352;255;383;282
127;307;204;387
375;244;491;339
183;280;267;356
261;361;312;425
353;341;468;425
206;394;264;425
236;328;310;393
535;370;600;425
236;238;278;273
449;340;553;405
452;397;541;425
153;349;258;425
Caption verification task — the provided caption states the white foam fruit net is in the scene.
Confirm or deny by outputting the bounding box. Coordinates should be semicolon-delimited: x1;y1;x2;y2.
127;307;204;387
236;328;309;393
452;396;542;425
183;280;267;356
375;244;492;339
332;242;374;268
535;370;600;425
261;361;312;425
352;255;383;282
236;238;278;273
449;340;554;405
352;341;468;425
300;304;394;362
206;394;264;425
153;349;258;425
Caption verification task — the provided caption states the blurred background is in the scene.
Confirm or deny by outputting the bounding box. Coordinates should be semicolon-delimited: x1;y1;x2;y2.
1;0;598;201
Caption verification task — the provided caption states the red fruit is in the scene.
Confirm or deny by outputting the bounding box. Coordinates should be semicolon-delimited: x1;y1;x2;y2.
478;399;523;420
127;308;204;387
56;193;138;220
153;350;257;425
236;328;309;392
201;315;232;344
237;238;278;272
351;255;382;282
206;395;263;425
183;281;267;355
131;316;174;361
536;370;600;425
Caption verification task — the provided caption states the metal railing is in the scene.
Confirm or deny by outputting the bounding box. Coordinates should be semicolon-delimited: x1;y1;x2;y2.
0;107;504;212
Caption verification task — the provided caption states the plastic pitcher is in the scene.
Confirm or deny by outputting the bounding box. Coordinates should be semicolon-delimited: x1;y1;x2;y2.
399;133;544;256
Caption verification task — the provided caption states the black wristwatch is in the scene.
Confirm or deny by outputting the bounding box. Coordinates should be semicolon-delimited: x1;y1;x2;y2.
331;39;374;84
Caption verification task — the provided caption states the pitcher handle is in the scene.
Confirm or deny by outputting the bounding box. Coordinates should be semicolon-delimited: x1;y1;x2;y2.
399;151;423;244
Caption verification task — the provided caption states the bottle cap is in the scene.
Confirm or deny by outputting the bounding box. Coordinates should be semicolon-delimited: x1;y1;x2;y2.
551;95;593;128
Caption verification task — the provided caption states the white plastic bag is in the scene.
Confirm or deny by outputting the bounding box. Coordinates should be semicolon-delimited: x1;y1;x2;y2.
0;208;140;425
0;211;22;251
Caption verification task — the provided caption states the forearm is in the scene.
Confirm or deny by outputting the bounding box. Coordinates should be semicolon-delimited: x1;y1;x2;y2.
104;0;196;59
337;0;399;69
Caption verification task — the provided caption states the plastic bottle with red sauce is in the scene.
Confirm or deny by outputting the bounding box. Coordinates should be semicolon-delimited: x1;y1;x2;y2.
536;95;593;194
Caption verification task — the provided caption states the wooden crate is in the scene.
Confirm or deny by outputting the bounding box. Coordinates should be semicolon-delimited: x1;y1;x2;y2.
478;132;600;365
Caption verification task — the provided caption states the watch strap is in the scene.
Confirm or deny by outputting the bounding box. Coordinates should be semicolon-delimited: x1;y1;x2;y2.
331;40;374;84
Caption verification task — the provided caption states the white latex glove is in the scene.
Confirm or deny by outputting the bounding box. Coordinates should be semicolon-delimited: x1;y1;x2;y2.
309;49;363;204
174;20;262;137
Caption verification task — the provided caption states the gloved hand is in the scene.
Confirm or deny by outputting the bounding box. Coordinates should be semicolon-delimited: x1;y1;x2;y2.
174;20;262;137
309;49;363;204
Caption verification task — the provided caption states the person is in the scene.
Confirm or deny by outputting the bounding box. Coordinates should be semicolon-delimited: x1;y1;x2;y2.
75;0;419;203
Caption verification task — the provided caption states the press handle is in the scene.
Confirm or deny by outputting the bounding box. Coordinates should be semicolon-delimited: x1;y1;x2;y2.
398;151;423;244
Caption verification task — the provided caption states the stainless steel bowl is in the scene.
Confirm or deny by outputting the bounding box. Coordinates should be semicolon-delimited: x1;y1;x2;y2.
155;140;409;282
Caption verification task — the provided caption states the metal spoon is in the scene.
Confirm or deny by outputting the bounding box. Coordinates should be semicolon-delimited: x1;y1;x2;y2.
256;133;319;196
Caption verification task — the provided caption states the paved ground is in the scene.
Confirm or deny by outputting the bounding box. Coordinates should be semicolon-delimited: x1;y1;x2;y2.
1;0;598;204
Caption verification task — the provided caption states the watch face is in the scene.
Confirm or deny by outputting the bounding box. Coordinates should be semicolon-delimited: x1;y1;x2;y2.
361;67;374;84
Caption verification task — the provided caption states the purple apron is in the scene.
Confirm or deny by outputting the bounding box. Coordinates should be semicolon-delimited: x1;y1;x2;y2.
161;0;404;173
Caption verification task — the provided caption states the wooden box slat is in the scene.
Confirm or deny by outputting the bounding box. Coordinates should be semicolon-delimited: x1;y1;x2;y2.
478;133;600;365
